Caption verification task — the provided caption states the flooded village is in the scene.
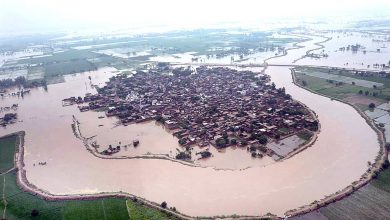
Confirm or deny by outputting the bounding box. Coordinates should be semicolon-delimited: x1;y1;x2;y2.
0;22;389;219
64;65;318;161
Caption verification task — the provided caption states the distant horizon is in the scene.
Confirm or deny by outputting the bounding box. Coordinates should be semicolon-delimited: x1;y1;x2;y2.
1;0;390;36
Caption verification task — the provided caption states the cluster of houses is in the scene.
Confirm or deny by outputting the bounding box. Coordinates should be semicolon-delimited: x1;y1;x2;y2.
65;66;318;157
0;104;18;112
0;112;17;126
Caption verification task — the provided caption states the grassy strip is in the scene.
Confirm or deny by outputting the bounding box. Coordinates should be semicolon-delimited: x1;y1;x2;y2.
372;168;390;193
126;199;178;220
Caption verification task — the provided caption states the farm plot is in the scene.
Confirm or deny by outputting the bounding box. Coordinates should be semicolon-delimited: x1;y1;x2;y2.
295;70;383;88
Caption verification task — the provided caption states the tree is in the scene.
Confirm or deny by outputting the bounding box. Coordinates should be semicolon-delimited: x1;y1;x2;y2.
386;143;390;151
302;80;307;86
200;151;212;158
258;135;268;145
352;81;355;85
358;90;363;95
178;138;187;145
365;91;369;96
222;132;228;140
31;209;39;217
216;138;227;148
383;159;389;169
161;201;167;208
368;103;375;109
3;113;17;122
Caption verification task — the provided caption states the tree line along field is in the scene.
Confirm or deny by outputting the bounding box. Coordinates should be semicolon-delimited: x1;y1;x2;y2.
0;135;177;220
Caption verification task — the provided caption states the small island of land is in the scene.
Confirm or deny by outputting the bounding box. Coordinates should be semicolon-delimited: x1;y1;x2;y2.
65;65;319;161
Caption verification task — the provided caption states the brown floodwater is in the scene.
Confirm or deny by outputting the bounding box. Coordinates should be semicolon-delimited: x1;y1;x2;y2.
75;101;275;170
0;36;380;217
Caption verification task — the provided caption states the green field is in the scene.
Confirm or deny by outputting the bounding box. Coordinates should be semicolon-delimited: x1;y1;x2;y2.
0;135;17;173
372;168;390;192
295;67;390;102
295;72;390;101
319;181;390;220
18;50;99;65
294;71;390;112
44;60;97;77
126;200;178;220
293;169;390;220
0;135;176;220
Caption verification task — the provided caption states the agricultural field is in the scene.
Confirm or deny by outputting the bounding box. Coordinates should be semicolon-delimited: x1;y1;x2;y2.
293;168;390;220
294;69;383;88
319;181;390;220
44;60;97;77
17;50;99;65
294;67;390;111
126;200;179;220
0;135;176;220
0;135;17;173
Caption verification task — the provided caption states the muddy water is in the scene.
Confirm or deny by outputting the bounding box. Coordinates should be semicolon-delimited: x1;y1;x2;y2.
0;36;380;217
296;32;390;70
76;97;273;169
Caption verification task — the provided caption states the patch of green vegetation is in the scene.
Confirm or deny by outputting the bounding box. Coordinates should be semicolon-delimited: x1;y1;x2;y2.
372;168;390;193
0;135;17;173
319;67;390;88
319;184;390;220
1;171;64;220
18;50;99;65
88;56;119;68
295;72;390;101
44;60;97;77
126;200;178;220
297;130;313;141
62;199;128;220
278;127;289;135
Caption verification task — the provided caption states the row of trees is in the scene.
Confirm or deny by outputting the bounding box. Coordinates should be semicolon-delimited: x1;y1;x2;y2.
0;76;47;90
0;76;26;88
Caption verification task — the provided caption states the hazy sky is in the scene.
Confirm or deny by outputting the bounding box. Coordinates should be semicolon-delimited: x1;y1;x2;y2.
1;0;390;34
